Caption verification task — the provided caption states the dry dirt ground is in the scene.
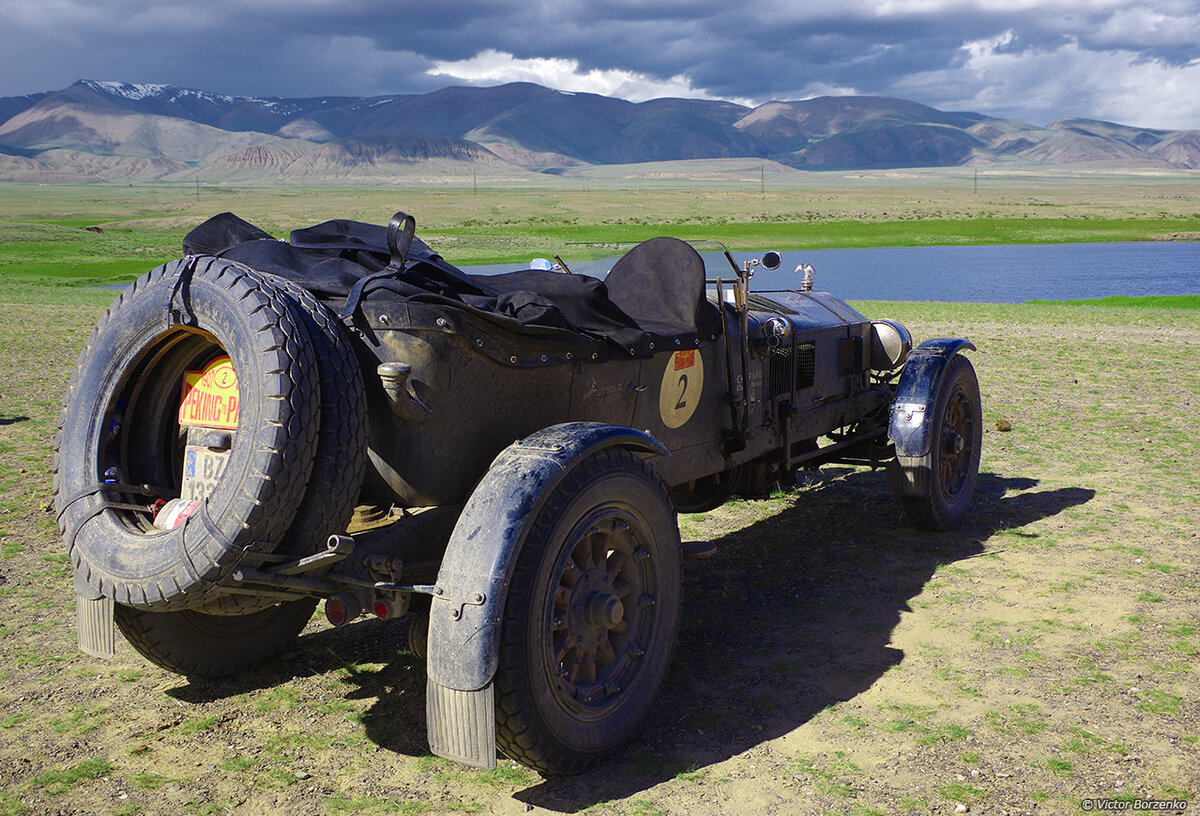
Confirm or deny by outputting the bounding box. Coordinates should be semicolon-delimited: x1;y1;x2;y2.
0;292;1196;816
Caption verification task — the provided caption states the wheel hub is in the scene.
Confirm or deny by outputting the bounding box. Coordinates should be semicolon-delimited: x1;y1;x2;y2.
585;593;625;629
944;431;965;455
939;388;974;499
549;515;650;706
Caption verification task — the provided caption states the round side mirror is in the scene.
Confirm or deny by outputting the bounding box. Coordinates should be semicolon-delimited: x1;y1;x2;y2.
761;251;782;270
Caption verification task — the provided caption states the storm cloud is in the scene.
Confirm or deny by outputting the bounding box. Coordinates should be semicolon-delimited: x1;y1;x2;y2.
3;0;1198;128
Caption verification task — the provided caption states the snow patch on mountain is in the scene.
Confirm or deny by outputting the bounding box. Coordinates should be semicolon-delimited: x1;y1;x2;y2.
79;80;303;115
82;80;175;101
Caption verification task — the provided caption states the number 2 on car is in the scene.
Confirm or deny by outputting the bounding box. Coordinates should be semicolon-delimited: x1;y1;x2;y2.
658;349;703;428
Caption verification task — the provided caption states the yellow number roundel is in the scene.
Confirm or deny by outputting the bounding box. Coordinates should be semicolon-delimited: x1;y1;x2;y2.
658;350;703;429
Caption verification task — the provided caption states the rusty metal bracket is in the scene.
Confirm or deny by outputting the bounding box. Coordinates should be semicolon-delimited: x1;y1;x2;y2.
432;583;488;622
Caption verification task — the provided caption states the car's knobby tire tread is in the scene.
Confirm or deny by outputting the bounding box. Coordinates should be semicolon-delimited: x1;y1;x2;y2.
269;277;367;558
54;257;320;610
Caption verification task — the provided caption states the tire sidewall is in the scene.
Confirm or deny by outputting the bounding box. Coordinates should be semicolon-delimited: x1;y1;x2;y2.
114;598;318;678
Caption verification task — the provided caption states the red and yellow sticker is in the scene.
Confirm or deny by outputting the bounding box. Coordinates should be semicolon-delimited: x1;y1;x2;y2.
178;356;240;430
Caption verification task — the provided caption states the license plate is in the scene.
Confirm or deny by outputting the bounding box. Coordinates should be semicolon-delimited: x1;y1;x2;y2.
182;445;230;501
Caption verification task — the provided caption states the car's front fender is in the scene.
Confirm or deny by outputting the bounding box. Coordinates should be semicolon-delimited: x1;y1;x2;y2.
887;338;976;496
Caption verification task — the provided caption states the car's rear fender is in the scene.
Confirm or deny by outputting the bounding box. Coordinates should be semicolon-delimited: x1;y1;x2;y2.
887;338;976;497
424;421;668;768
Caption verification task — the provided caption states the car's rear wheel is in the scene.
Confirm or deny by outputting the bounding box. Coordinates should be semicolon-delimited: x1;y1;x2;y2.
114;598;318;678
494;449;681;775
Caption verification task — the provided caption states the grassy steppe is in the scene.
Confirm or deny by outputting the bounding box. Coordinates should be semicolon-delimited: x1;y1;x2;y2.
0;177;1196;815
1;286;1195;815
2;172;1198;287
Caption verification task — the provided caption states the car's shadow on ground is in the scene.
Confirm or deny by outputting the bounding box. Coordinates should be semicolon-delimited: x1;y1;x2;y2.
172;469;1094;811
513;471;1094;811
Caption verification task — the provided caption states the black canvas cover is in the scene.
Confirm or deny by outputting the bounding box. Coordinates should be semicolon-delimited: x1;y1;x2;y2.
181;211;273;255
181;212;720;357
604;237;717;337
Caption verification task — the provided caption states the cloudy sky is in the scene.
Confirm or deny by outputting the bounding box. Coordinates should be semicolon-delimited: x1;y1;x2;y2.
3;0;1199;129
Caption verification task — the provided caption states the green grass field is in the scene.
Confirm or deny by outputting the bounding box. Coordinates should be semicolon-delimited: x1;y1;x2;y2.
1027;294;1200;309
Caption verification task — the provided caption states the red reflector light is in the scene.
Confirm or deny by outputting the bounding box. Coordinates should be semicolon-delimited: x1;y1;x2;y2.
326;597;348;626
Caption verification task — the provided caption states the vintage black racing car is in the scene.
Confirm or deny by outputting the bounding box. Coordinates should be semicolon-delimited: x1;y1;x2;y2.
55;210;981;775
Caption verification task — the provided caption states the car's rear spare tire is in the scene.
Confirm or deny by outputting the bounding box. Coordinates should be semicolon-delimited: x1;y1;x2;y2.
266;276;367;560
189;275;369;617
55;257;321;610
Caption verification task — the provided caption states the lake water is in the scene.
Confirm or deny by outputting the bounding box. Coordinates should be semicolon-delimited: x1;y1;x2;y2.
474;241;1200;303
736;241;1200;303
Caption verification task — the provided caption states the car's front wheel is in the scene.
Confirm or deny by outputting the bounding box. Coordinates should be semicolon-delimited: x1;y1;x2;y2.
669;465;746;514
903;355;981;531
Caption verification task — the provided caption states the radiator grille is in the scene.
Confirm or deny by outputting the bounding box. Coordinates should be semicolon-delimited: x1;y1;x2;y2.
768;342;815;397
748;293;798;315
797;342;815;389
768;347;793;397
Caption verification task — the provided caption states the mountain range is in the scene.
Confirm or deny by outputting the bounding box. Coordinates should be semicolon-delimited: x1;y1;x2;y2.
1;79;1197;183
